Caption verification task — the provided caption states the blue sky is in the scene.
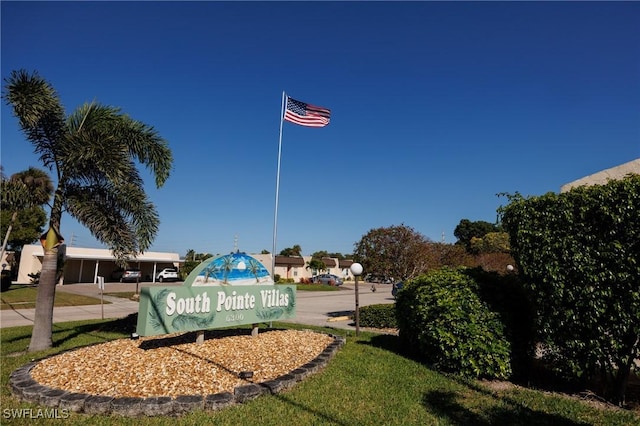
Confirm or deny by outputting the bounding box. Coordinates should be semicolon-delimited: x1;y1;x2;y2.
2;1;639;258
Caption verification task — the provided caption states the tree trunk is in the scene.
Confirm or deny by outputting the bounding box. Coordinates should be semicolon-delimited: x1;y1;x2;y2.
610;334;639;406
28;190;63;352
611;358;632;406
0;211;18;262
28;246;58;351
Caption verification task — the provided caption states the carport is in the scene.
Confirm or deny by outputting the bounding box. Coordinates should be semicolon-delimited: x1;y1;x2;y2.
17;244;183;285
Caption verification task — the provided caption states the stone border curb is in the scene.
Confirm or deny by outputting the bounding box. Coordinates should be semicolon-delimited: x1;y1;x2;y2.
9;333;345;417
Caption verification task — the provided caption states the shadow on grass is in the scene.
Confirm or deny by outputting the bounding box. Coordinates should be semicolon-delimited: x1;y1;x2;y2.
422;389;586;426
1;315;137;357
270;392;350;426
360;333;628;423
361;333;402;353
45;314;139;349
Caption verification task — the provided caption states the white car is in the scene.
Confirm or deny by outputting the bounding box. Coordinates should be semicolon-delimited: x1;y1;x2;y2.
156;267;179;282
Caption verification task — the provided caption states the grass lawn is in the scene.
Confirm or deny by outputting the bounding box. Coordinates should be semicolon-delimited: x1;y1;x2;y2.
290;283;341;291
1;319;638;425
0;286;108;310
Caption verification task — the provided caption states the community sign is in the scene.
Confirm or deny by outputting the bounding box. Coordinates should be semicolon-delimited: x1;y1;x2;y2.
136;252;296;336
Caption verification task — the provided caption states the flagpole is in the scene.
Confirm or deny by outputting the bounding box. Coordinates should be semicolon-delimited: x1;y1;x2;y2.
272;91;287;275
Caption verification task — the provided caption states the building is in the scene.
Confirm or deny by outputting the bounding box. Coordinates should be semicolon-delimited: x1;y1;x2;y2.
250;254;355;282
561;158;640;193
18;244;181;285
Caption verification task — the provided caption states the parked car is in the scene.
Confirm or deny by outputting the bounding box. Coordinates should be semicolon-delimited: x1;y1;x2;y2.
312;274;343;286
365;274;393;284
392;281;404;299
156;267;179;282
111;268;142;283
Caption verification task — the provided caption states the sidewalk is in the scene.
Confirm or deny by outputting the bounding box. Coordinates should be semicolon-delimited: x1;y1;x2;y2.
0;282;147;328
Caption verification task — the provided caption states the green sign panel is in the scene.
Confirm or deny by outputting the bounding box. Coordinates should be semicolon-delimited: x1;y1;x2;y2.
136;253;296;336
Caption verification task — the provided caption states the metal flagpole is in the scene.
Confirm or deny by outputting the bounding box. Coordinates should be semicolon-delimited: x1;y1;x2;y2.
272;91;287;275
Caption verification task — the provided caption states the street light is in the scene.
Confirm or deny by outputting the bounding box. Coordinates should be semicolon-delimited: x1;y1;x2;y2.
350;262;363;336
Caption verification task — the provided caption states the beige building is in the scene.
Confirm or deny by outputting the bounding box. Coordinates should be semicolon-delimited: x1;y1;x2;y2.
561;158;640;193
252;254;355;283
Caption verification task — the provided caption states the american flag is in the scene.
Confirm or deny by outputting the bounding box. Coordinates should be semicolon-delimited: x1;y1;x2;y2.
284;96;331;128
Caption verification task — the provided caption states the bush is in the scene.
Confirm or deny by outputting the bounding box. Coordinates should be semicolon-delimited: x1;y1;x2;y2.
359;304;397;328
28;271;40;284
466;267;535;382
395;268;512;379
1;271;11;292
500;175;640;404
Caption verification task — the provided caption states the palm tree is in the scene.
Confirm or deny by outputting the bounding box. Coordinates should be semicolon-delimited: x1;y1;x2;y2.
3;70;173;351
306;258;326;275
0;167;54;259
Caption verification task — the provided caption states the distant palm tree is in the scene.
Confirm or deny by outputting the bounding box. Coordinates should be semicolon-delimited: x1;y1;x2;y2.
306;258;326;275
0;167;53;261
185;249;196;262
3;70;173;352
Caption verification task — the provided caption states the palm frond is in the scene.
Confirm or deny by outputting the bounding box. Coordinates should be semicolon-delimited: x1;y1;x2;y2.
64;103;171;188
3;69;66;170
65;181;160;260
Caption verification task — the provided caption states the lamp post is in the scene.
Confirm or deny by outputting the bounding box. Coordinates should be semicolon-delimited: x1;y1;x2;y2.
350;262;363;336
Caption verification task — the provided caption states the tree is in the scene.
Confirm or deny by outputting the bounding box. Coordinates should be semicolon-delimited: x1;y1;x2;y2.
279;245;302;256
423;242;475;270
1;167;53;259
469;231;510;254
353;224;432;281
454;219;501;252
305;258;325;275
182;250;215;277
1;167;53;271
311;250;329;259
3;70;173;352
185;249;196;262
311;251;346;260
499;175;640;405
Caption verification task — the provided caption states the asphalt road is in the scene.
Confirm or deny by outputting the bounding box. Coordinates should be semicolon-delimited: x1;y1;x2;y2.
0;282;396;331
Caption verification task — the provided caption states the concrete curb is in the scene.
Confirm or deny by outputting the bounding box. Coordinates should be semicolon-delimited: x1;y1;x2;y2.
9;333;346;417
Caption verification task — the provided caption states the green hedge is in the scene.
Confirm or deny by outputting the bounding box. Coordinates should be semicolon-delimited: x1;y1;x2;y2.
395;268;512;380
359;304;397;328
499;175;640;404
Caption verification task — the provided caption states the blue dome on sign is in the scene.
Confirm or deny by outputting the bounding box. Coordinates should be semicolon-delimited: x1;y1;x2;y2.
188;252;273;286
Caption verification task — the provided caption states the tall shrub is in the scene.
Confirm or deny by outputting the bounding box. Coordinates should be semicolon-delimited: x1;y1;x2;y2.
466;268;535;383
500;174;640;405
395;268;512;379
